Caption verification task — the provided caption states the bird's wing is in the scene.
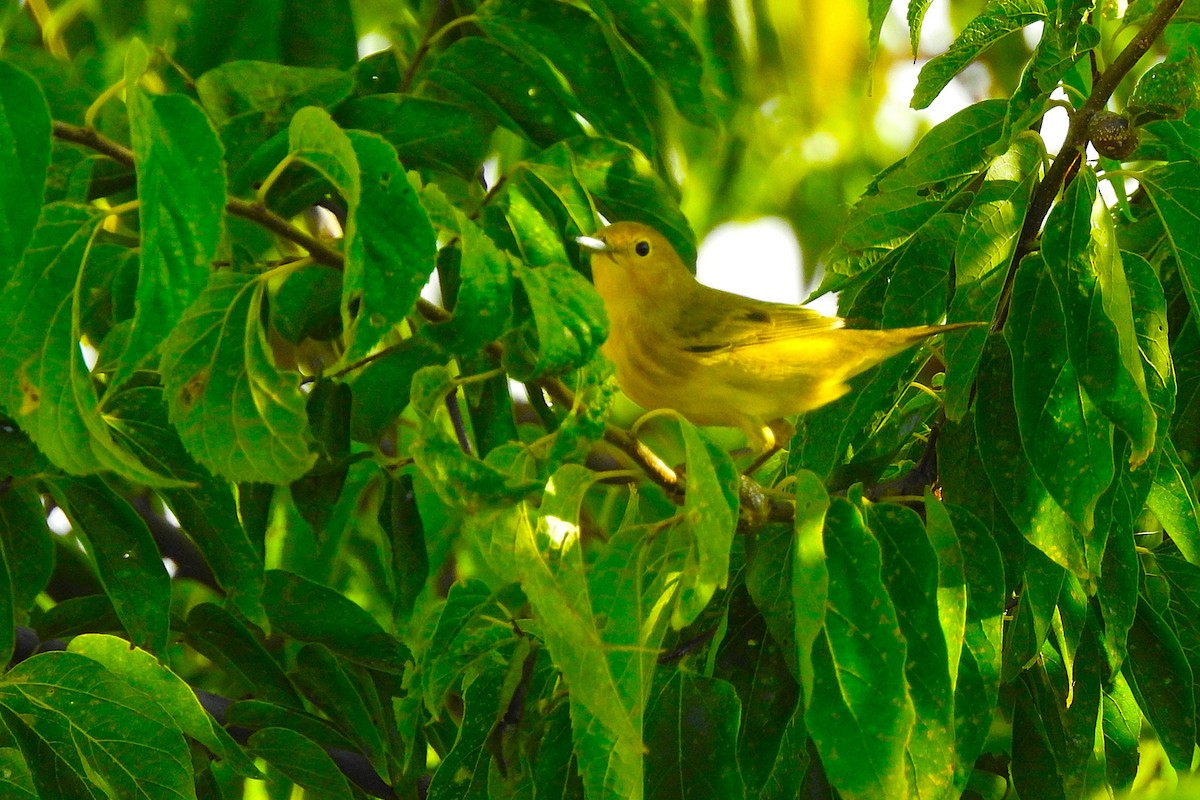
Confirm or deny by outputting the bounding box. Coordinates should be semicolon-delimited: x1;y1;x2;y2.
673;290;844;353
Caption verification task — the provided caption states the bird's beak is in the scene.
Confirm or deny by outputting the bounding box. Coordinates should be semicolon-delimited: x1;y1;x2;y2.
575;235;608;252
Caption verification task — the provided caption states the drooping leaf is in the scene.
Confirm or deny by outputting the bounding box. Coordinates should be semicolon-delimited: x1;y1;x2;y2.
0;203;178;484
1045;170;1156;468
44;477;170;655
643;670;743;800
944;136;1041;419
975;337;1091;581
1142;161;1200;321
117;88;226;387
869;503;956;799
160;270;316;483
806;498;914;800
261;569;409;673
1005;249;1114;532
246;727;354;800
0;61;52;285
342;132;436;362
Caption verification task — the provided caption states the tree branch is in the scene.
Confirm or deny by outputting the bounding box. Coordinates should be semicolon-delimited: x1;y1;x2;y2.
992;0;1185;331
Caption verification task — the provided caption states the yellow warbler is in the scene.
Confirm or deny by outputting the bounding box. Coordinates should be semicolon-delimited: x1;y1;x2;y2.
577;221;980;451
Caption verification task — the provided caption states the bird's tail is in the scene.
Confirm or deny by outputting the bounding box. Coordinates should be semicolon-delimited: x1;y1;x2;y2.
841;320;985;378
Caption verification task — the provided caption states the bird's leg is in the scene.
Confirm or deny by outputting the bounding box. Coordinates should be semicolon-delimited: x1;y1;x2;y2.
741;418;794;476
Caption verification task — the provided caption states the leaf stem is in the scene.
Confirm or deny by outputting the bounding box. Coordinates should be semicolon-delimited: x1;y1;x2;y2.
992;0;1184;332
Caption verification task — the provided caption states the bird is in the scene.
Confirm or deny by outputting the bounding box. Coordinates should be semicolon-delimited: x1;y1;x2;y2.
576;221;980;453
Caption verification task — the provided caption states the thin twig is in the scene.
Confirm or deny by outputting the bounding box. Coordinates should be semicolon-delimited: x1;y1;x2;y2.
992;0;1185;331
52;121;349;270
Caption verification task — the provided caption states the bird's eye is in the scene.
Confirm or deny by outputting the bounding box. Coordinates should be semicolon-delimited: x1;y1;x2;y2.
634;240;651;257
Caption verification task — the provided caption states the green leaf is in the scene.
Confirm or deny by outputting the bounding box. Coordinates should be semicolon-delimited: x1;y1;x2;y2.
1142;161;1200;322
224;700;357;753
0;203;177;484
117;89;226;387
407;366;540;510
261;569;408;672
195;61;352;127
1123;596;1197;771
790;471;830;700
912;0;1048;110
335;95;493;179
1158;555;1200;749
643;670;743;799
1147;438;1200;565
589;0;715;126
713;585;803;797
246;727;353;800
279;0;357;69
866;0;891;68
420;182;515;350
44;476;170;655
946;504;1006;793
185;602;304;708
0;482;52;628
160;270;317;483
975;338;1092;580
944;136;1041;420
672;422;738;628
101;385;266;624
426;665;502;800
925;492;967;688
1005;249;1114;532
0;61;51;285
341;132;436;362
502;262;608;381
291;644;387;773
1004;546;1065;678
1044;171;1156;467
1102;672;1141;790
474;0;657;159
908;0;935;56
1125;251;1175;423
868;503;956;799
1095;441;1157;671
425;37;587;147
419;581;518;711
67;633;261;779
818;100;1006;296
0;748;36;799
807;498;914;800
0;650;194;800
348;336;443;443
